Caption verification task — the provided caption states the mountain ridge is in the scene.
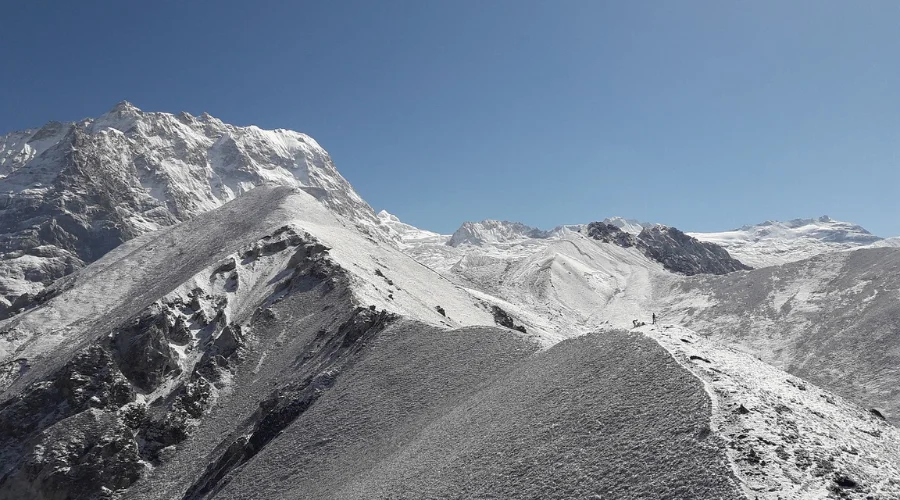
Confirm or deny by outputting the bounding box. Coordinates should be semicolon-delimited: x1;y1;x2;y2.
0;102;380;318
2;103;899;499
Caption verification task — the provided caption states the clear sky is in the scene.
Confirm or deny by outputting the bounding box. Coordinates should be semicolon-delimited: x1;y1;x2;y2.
2;1;898;235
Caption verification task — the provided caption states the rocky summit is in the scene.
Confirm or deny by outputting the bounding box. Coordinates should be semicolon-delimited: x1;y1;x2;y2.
1;105;899;500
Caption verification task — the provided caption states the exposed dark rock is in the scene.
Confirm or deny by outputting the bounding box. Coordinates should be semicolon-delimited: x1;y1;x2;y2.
213;325;244;358
832;473;858;489
490;305;527;333
584;222;638;247
182;307;396;500
0;346;139;499
637;226;751;276
12;409;144;500
169;314;192;345
435;305;446;317
0;346;134;442
584;222;751;275
110;305;181;392
212;258;237;275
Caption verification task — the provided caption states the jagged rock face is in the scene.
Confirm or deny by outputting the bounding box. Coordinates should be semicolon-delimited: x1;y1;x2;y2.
0;102;377;318
15;409;144;500
584;222;750;275
0;219;357;500
638;225;752;276
109;304;182;392
584;222;638;247
490;305;527;333
182;307;396;500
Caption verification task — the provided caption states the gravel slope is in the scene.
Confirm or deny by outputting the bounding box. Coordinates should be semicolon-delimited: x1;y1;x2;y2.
213;327;742;500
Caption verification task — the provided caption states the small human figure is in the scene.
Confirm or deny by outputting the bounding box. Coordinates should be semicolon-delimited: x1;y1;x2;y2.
652;313;656;324
632;319;638;328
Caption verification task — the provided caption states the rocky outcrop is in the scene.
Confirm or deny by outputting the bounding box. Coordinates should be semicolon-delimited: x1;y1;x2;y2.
490;305;527;333
182;307;396;500
12;409;144;500
0;223;352;499
0;345;138;499
638;225;752;275
584;222;638;247
110;305;182;392
584;222;751;275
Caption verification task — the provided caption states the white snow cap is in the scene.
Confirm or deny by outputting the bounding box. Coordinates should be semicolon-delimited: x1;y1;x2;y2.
690;215;883;268
602;217;649;235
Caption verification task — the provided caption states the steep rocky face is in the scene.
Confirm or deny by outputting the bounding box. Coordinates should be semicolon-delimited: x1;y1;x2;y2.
0;218;359;500
638;225;752;275
584;222;751;275
0;102;377;318
583;222;639;247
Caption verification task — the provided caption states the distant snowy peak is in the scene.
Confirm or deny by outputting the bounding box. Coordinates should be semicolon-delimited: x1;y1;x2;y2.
867;236;900;249
377;210;448;248
736;215;877;243
602;216;649;235
447;220;551;247
690;216;883;268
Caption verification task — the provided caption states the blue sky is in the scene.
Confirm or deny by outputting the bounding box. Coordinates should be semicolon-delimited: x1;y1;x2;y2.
2;1;898;235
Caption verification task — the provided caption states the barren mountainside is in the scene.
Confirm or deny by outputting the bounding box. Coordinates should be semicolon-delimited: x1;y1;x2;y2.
1;105;899;500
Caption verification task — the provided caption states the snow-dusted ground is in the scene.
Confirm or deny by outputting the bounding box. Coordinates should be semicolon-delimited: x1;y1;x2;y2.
402;226;670;344
3;103;900;499
641;324;900;499
383;213;900;498
0;187;500;393
2;183;898;498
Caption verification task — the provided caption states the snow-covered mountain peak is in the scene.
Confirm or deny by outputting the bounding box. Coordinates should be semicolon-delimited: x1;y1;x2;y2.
376;210;447;248
602;216;648;235
734;215;873;237
447;219;551;247
377;209;399;222
91;100;144;132
0;103;380;317
106;100;143;115
692;216;882;268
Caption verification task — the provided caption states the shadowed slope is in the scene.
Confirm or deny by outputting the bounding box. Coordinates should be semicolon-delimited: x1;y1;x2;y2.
211;328;742;500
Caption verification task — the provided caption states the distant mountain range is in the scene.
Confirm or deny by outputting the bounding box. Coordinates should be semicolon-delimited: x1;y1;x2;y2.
1;104;898;499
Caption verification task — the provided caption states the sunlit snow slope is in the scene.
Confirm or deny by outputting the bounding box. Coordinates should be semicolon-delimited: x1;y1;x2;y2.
0;102;378;317
689;216;883;268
